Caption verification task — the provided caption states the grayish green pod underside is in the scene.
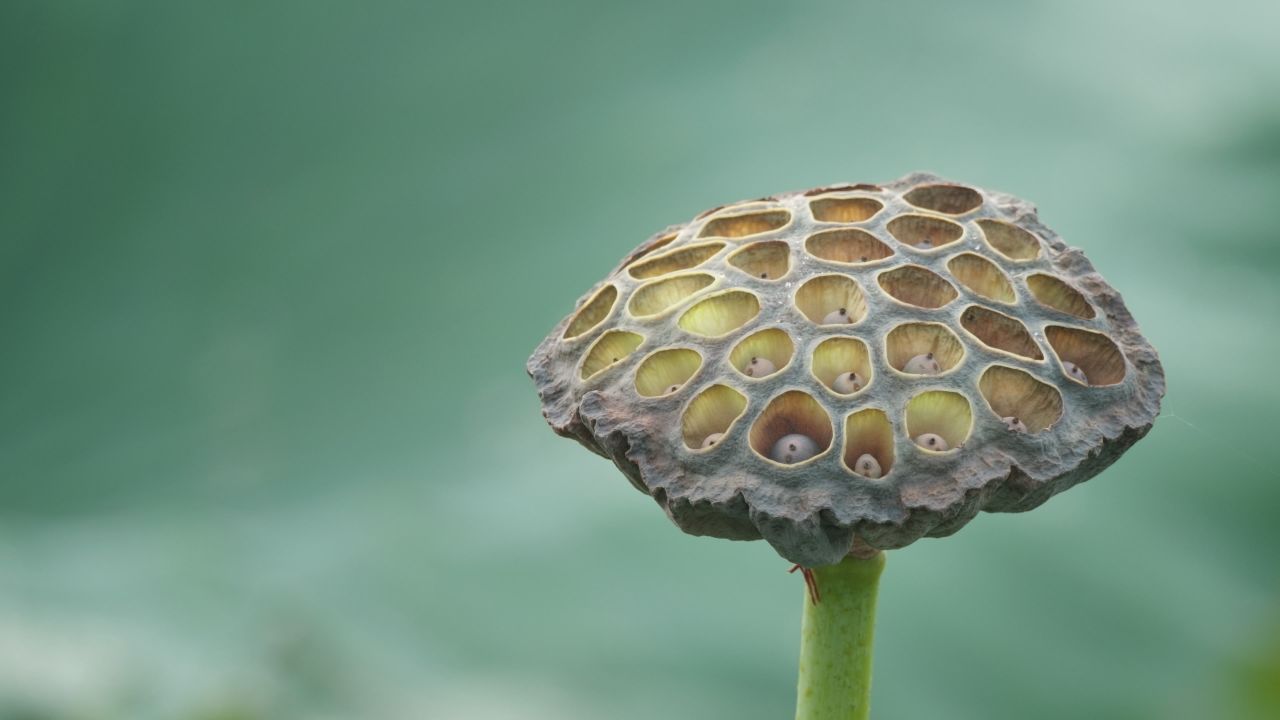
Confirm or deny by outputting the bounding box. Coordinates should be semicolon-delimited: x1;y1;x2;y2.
528;172;1164;566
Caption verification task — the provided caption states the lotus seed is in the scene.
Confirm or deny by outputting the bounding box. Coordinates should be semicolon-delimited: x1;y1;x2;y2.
1063;361;1090;385
903;352;941;375
914;433;949;451
701;432;725;449
822;307;852;325
1002;416;1027;433
832;371;865;394
770;433;819;464
745;356;777;378
853;453;882;479
919;239;933;249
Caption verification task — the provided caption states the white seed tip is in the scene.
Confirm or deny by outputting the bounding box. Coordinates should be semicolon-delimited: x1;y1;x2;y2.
914;433;949;451
1002;416;1027;433
769;433;819;464
853;453;882;479
701;432;725;449
821;307;852;325
666;384;680;395
903;353;942;375
744;356;778;378
832;371;865;394
1063;361;1090;385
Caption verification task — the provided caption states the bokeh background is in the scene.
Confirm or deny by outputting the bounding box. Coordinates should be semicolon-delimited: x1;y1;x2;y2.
2;1;1278;718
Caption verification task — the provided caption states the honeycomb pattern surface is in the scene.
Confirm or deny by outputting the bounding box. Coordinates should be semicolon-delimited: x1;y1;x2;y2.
528;172;1164;566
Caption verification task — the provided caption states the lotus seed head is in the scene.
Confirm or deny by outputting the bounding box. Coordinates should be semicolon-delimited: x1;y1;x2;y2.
821;307;851;325
745;356;777;378
1063;360;1090;385
914;433;949;451
769;433;819;464
903;352;941;375
853;453;882;479
701;432;726;449
832;371;865;394
1002;416;1028;433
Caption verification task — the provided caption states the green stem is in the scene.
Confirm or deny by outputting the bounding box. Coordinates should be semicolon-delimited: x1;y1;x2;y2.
795;550;886;720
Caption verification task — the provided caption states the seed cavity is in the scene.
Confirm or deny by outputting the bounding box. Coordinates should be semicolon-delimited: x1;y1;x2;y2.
977;219;1041;261
812;337;873;396
730;328;794;381
727;241;790;281
682;385;748;451
699;209;791;239
903;184;983;215
886;214;964;251
795;275;868;326
580;331;644;381
886;323;964;375
563;284;619;340
960;305;1044;361
635;348;703;398
877;265;959;309
749;391;833;466
905;390;973;452
805;228;894;266
978;365;1064;433
621;232;677;267
842;408;894;479
1027;274;1096;319
810;196;884;223
627;242;725;280
1045;325;1126;386
629;273;716;318
947;253;1015;304
678;290;761;337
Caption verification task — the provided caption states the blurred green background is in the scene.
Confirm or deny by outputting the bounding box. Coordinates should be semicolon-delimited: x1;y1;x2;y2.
2;1;1278;718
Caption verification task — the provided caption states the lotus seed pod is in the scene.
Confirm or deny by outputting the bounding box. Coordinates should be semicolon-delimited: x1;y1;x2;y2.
903;352;941;375
1002;416;1028;433
853;453;882;479
745;356;777;378
529;172;1165;566
770;433;819;464
914;433;949;451
822;307;852;325
1063;360;1090;385
832;371;865;394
